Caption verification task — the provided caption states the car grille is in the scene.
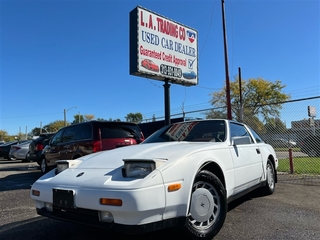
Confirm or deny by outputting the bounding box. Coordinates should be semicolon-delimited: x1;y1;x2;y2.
51;206;112;228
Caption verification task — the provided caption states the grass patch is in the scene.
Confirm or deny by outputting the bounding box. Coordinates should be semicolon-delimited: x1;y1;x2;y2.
278;157;320;174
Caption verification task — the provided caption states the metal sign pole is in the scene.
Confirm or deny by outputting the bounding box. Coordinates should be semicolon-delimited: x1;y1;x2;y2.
164;79;171;125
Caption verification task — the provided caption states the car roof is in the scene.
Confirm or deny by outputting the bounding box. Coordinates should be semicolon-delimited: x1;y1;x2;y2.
39;132;56;137
1;141;18;146
68;120;140;127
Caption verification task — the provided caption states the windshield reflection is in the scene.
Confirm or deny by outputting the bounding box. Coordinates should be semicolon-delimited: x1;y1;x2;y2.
143;120;226;143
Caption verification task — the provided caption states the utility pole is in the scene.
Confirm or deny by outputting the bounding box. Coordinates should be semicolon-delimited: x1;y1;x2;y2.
64;108;67;126
221;0;232;120
239;67;243;122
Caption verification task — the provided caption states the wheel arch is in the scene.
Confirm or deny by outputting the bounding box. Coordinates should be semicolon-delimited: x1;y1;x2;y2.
199;161;226;189
184;161;226;212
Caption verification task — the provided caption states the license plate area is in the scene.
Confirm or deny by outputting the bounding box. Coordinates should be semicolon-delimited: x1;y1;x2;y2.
53;189;75;209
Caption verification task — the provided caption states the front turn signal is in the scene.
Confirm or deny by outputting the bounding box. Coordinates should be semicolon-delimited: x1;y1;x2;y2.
32;189;40;196
100;198;123;206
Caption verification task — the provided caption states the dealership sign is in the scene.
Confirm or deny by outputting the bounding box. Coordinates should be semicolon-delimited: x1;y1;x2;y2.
130;6;198;86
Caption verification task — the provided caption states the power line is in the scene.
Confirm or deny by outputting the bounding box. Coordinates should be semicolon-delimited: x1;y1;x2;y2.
0;112;62;120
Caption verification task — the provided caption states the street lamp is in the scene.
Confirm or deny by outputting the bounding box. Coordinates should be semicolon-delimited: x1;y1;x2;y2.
64;106;78;126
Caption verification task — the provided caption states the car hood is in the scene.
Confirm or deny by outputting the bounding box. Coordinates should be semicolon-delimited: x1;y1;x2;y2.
38;141;228;190
76;141;227;169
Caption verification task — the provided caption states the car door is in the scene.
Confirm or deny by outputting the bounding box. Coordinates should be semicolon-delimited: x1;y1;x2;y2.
58;125;78;160
229;122;263;194
45;129;64;166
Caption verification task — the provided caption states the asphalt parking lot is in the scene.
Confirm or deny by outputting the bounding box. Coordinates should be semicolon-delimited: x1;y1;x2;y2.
1;158;320;240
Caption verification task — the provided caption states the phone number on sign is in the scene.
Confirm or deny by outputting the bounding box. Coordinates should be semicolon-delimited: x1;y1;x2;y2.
160;64;182;78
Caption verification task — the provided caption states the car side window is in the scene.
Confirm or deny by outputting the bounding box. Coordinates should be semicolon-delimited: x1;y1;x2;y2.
230;123;253;143
50;130;64;145
248;127;264;143
61;126;77;143
100;126;132;139
74;123;92;140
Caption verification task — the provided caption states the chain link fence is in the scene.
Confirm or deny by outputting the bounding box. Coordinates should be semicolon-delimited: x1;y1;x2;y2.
182;96;320;186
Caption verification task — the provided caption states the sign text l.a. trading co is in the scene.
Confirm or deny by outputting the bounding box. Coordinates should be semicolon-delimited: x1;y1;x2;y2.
130;6;198;86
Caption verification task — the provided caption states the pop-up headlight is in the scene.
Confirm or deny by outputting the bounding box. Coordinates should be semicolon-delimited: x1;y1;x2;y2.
122;160;155;178
122;159;166;178
55;159;83;175
56;161;69;174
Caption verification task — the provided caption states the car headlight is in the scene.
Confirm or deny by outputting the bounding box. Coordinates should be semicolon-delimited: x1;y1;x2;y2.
122;159;166;178
122;160;155;178
56;161;69;174
55;159;83;175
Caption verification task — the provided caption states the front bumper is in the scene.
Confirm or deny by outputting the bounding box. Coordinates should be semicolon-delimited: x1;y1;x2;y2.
27;152;41;162
32;184;167;226
30;168;179;228
31;165;189;233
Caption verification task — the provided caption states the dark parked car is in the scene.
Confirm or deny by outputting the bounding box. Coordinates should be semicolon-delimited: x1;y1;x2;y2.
28;133;56;165
299;135;320;157
40;121;145;173
0;140;25;159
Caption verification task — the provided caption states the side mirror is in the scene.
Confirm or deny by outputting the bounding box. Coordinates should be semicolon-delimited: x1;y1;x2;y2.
232;136;251;145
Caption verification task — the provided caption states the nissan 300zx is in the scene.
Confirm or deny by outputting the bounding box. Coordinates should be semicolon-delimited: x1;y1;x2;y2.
30;119;278;240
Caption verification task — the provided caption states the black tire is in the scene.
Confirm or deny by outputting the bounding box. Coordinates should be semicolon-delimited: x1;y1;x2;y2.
36;159;42;166
183;170;227;240
261;159;276;195
40;158;48;174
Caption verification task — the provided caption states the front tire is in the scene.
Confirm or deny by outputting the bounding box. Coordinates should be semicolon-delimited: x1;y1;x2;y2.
183;170;227;240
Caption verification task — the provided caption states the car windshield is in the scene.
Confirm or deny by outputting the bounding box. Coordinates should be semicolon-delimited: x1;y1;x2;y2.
142;120;226;143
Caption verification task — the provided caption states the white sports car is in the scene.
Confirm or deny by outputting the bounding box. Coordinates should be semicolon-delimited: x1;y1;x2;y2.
30;119;278;239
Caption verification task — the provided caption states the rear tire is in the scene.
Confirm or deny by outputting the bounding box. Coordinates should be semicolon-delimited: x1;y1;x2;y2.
183;170;227;240
40;158;48;174
261;159;276;195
